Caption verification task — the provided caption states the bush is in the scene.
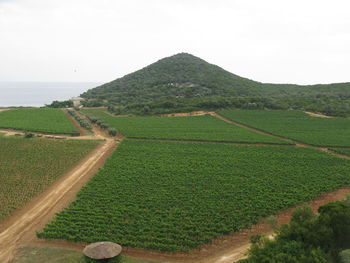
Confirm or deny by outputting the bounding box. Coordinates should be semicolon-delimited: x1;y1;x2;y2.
24;132;34;138
99;122;109;129
108;128;118;137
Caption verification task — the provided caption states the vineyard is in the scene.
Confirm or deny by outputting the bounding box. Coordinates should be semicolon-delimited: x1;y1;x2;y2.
38;140;350;251
0;135;99;221
81;109;288;144
67;110;92;132
219;110;350;147
0;108;77;135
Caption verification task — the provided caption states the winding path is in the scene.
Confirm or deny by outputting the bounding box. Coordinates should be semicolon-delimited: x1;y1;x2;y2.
2;109;350;263
0;131;116;263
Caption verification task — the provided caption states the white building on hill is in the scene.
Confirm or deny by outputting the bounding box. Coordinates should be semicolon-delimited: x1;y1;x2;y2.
70;97;84;107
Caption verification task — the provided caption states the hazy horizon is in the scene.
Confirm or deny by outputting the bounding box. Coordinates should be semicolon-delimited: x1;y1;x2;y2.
0;0;349;85
0;81;101;107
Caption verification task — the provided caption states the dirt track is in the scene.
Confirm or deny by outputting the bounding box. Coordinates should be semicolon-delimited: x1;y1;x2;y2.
0;133;117;263
304;111;334;118
26;187;350;263
210;112;350;160
2;110;350;263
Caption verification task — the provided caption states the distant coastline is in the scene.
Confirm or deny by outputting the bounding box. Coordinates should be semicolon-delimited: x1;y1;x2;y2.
0;82;101;107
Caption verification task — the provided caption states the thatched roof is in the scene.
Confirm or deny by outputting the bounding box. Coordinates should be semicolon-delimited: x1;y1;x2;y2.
83;242;122;259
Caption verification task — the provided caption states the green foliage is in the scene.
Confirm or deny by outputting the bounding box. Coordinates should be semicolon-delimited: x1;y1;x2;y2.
240;201;350;263
104;95;350;117
46;100;73;108
219;110;350;147
24;132;34;138
108;128;118;137
67;110;92;132
81;109;289;144
80;53;350;110
38;140;350;252
0;136;98;221
0;108;77;134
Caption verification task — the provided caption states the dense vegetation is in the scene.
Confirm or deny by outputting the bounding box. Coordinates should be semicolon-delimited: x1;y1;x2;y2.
106;96;350;117
81;53;350;104
75;53;350;117
0;108;77;135
38;140;350;252
67;110;92;132
0;135;99;221
47;100;73;108
81;108;288;144
240;200;350;263
219;110;350;147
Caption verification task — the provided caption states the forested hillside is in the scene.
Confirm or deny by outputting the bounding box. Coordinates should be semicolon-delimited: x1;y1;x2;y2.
81;53;350;105
48;53;348;116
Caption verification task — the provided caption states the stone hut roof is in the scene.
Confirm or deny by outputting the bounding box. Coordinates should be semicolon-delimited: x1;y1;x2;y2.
83;241;122;260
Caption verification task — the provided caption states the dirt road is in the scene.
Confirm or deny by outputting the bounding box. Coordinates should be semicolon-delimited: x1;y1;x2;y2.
304;111;334;118
2;110;350;263
210;112;350;160
0;137;117;263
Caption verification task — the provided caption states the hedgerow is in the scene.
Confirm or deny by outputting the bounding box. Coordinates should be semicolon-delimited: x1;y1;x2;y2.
67;110;92;132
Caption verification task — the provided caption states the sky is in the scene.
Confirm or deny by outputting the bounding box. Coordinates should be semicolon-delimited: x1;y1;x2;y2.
0;0;349;85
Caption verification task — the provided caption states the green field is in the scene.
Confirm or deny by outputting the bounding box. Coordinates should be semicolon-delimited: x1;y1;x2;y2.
81;109;289;144
0;135;99;221
38;140;350;252
219;110;350;147
0;108;77;134
330;148;350;156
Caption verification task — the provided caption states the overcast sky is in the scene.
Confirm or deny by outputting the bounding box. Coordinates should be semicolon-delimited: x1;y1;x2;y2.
0;0;349;84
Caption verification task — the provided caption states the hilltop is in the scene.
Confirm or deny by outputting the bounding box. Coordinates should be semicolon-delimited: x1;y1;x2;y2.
81;53;350;106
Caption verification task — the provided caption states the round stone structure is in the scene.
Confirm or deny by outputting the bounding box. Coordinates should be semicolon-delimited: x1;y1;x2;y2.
83;241;122;261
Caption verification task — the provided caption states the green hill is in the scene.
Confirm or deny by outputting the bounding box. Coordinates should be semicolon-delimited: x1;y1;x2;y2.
81;53;350;105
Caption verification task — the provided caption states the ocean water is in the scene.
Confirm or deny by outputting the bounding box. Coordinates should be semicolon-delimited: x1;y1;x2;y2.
0;82;101;107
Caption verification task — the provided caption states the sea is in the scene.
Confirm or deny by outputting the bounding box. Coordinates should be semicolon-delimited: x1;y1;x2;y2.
0;82;101;107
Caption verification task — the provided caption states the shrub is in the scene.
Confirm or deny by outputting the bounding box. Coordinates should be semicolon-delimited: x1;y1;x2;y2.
108;128;118;137
24;132;34;138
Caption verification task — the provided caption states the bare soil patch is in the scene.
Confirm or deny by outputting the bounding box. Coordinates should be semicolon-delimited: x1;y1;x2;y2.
0;129;24;136
0;138;117;263
159;111;209;117
304;111;334;118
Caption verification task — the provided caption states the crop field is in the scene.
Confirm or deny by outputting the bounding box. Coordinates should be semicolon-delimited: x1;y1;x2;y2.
0;108;77;134
81;109;289;144
38;140;350;251
0;135;99;221
219;109;350;147
218;110;350;147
